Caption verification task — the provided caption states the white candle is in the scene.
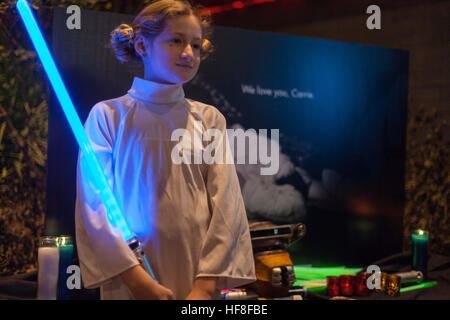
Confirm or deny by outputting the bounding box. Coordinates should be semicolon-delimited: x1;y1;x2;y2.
37;247;60;300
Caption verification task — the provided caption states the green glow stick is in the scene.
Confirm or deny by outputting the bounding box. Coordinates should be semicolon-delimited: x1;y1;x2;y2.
295;278;327;285
304;286;328;294
399;281;437;293
294;266;363;279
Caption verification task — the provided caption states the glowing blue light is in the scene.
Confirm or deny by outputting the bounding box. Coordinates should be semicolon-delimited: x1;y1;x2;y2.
16;0;134;242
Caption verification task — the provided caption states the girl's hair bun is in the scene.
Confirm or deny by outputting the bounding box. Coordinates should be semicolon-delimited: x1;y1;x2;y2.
200;38;214;61
110;23;140;63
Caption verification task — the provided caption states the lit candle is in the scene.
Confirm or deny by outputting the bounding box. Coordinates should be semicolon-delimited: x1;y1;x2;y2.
339;275;356;296
58;236;74;300
326;276;340;297
354;272;371;296
385;274;401;297
37;236;59;300
375;272;388;293
412;229;428;281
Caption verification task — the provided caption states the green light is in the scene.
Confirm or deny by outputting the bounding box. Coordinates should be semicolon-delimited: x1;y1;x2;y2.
412;229;429;241
58;236;73;247
304;286;328;294
399;281;437;293
294;266;363;280
294;279;327;289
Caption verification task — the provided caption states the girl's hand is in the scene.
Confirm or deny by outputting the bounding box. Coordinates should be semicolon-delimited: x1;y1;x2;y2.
120;265;174;300
185;288;213;300
185;277;217;300
147;281;175;300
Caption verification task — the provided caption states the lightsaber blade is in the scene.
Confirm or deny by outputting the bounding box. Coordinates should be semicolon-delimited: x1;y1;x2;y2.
16;0;155;280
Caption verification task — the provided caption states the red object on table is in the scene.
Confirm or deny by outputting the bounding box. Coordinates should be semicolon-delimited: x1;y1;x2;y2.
339;275;356;296
326;276;340;297
354;272;371;296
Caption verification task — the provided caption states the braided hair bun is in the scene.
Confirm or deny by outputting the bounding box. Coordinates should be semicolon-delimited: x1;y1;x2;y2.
110;24;140;63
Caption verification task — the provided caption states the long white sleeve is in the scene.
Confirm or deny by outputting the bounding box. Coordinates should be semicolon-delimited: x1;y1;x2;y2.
196;112;256;290
75;102;138;289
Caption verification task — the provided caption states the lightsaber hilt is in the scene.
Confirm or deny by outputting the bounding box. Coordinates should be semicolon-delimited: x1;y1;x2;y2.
127;237;157;281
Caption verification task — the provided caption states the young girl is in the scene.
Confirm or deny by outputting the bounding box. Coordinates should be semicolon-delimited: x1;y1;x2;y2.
75;0;255;300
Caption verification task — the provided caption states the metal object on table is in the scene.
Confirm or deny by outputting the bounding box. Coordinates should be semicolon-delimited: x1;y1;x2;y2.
394;270;423;284
247;221;306;298
250;222;306;243
271;266;296;287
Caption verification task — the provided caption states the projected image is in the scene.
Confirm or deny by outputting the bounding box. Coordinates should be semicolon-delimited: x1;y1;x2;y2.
187;72;403;227
184;27;409;266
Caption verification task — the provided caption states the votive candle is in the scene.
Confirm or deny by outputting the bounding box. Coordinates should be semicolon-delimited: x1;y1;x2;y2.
58;235;74;300
37;236;59;300
412;229;428;281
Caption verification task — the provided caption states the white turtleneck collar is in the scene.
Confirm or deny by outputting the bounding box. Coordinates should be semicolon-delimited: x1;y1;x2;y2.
127;76;185;105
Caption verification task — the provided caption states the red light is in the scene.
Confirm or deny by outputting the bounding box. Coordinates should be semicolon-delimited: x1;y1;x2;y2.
339;275;356;296
252;0;276;3
197;0;277;16
326;276;340;297
197;6;225;15
355;273;371;297
232;1;245;9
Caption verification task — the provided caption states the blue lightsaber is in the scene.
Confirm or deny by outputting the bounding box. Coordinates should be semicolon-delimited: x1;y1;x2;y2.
16;0;155;280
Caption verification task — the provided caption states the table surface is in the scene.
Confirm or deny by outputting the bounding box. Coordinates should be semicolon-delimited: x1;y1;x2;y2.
1;252;449;300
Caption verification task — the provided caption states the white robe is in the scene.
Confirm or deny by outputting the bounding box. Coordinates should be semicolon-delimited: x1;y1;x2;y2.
75;77;256;299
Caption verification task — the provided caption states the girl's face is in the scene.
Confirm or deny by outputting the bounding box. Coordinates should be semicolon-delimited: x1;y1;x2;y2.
138;15;202;85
